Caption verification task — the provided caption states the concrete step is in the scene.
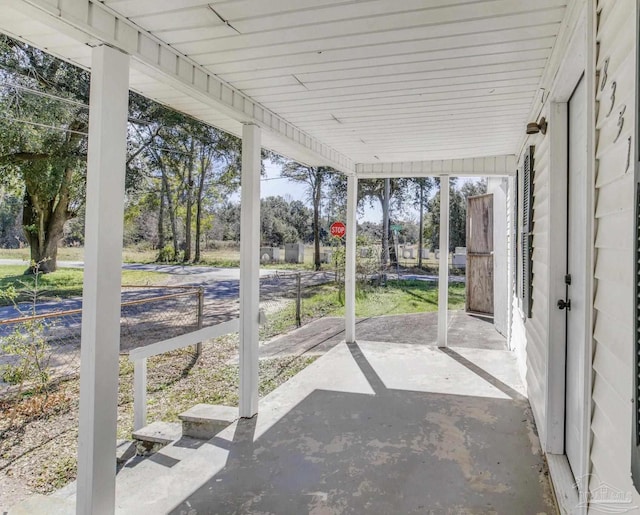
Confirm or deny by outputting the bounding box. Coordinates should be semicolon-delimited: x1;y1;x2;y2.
132;421;181;454
115;435;206;484
114;428;238;513
178;404;238;440
7;494;74;515
116;439;137;464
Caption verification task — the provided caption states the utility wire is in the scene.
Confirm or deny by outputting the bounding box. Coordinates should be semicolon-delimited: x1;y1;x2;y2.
0;82;89;108
0;114;88;135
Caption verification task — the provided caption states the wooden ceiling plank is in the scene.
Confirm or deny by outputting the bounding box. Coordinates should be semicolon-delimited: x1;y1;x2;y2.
245;68;544;101
230;58;547;91
207;26;558;79
183;0;566;55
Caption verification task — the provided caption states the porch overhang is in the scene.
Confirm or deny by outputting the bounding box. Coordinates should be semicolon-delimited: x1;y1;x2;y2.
0;0;570;170
0;1;576;512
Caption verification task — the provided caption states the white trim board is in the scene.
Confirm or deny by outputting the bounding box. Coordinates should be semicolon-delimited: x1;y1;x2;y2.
355;155;517;178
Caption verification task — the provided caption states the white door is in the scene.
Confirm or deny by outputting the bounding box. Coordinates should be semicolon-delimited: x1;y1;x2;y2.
565;76;587;479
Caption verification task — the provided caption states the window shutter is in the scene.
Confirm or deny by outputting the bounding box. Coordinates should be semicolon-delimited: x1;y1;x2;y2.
513;170;519;294
521;146;534;318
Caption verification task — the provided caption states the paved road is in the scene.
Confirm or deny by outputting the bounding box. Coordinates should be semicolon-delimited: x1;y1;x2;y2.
0;259;463;324
0;260;334;322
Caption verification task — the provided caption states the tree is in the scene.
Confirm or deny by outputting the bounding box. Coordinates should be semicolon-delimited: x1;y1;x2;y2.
0;36;156;273
278;162;332;270
424;178;487;251
0;35;89;273
358;178;405;266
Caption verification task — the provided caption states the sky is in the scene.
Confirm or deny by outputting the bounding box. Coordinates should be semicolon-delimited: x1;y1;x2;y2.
235;160;483;225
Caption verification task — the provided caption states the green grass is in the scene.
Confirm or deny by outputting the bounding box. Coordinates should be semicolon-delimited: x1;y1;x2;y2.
0;265;167;307
261;280;466;340
0;245;446;273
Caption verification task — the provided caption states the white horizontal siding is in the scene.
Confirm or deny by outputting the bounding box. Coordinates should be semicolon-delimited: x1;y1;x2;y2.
511;118;551;445
589;0;638;509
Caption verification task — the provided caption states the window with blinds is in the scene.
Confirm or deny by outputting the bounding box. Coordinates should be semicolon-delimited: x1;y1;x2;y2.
521;146;535;319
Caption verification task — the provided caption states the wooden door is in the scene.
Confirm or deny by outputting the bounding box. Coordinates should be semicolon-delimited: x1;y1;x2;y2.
466;194;494;314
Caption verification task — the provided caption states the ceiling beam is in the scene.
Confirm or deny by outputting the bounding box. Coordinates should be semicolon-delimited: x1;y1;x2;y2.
7;0;354;174
355;155;517;178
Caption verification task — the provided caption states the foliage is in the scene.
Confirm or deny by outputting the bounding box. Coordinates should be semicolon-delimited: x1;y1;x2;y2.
275;161;333;270
424;178;488;251
261;196;312;247
0;260;52;398
0;183;24;247
0;36;163;272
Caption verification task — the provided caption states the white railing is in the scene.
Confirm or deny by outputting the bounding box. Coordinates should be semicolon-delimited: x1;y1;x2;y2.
129;318;240;430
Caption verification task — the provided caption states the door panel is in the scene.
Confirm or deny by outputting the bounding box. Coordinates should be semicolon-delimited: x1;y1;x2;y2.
466;194;494;314
565;76;587;480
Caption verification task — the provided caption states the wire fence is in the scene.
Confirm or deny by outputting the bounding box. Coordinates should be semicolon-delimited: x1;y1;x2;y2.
0;286;203;401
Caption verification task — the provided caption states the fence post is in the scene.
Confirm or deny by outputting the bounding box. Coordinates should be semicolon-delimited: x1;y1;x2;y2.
196;287;204;356
133;358;147;431
295;272;302;327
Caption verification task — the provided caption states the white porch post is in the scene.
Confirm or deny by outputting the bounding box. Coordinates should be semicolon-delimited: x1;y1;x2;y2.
437;175;450;348
76;45;129;515
345;174;358;343
239;123;261;418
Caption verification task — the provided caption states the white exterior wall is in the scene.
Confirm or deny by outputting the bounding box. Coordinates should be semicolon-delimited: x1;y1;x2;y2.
590;0;638;505
511;114;551;446
509;0;640;508
510;0;587;455
487;178;509;336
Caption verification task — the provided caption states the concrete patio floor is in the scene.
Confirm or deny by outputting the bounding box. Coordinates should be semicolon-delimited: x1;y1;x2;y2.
111;334;555;514
261;310;508;359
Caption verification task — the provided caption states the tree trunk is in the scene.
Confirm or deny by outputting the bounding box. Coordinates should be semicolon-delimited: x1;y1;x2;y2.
23;167;74;274
160;169;179;260
381;179;390;266
194;153;207;263
313;170;322;271
184;141;194;263
418;183;424;269
157;182;165;251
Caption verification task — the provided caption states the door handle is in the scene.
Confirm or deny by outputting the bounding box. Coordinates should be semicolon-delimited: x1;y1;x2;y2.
557;299;571;311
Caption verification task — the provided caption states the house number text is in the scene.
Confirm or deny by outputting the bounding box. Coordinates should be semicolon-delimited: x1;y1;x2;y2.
607;81;616;117
600;57;609;91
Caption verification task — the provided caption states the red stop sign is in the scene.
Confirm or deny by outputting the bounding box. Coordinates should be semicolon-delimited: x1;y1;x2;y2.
330;221;346;238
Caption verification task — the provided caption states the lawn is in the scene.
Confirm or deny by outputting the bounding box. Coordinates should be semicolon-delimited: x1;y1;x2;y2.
0;246;442;271
261;279;465;339
0;246;321;269
0;265;167;307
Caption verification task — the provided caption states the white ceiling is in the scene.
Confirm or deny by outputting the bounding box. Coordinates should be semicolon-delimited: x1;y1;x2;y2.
1;0;568;167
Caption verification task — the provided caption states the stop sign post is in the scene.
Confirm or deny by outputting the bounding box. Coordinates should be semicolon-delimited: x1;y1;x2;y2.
330;221;346;238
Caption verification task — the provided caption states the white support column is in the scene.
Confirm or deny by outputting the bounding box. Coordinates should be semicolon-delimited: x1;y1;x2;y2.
345;174;358;343
437;175;450;348
239;123;261;418
76;45;129;515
